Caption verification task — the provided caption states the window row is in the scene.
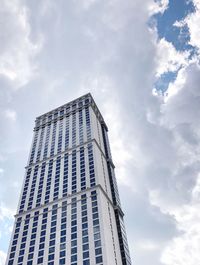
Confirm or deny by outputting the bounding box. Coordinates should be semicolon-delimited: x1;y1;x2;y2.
30;107;92;165
10;192;103;265
35;97;91;127
20;145;96;213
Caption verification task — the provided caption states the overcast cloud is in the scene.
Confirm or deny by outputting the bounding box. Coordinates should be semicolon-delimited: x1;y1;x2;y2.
1;0;200;265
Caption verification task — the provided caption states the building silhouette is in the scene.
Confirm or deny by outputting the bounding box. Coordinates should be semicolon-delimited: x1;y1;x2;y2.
6;93;132;265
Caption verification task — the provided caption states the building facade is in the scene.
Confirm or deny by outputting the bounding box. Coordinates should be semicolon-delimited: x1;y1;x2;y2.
6;93;132;265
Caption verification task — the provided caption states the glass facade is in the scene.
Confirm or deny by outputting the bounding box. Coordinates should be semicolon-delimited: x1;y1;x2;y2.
6;93;131;265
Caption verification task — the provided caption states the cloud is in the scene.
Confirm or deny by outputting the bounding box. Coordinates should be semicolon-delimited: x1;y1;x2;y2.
160;175;200;265
0;0;42;88
148;0;169;15
138;239;160;251
0;1;163;264
155;38;189;77
162;63;200;127
0;203;14;221
0;203;15;256
93;4;200;263
185;0;200;50
1;1;200;265
173;0;200;52
0;250;6;265
4;109;17;122
148;61;200;264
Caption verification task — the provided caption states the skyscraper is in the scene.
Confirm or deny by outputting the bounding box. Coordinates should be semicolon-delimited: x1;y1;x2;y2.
6;93;132;265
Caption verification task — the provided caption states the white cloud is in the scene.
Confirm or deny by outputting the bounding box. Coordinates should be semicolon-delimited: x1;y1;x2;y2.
1;1;200;265
4;109;17;122
173;0;200;52
0;203;15;221
186;0;200;50
161;63;200;127
148;0;169;15
137;239;160;251
0;0;42;88
160;182;200;265
148;60;200;265
164;66;186;100
155;38;189;77
73;0;98;10
173;20;186;28
0;250;6;265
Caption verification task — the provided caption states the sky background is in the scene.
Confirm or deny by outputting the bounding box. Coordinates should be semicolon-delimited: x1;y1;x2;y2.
1;0;200;264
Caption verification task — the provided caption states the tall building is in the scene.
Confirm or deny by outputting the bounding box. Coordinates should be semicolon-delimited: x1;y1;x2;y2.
6;93;132;265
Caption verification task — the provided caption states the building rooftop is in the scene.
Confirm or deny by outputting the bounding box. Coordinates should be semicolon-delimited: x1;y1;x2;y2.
35;93;108;131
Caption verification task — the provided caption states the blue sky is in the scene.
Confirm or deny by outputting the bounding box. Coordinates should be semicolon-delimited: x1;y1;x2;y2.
153;0;196;93
155;0;194;50
1;0;200;264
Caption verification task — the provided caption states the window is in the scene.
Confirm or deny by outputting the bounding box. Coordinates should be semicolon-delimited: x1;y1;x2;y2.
83;236;88;243
38;250;44;256
94;240;101;248
48;254;54;261
37;257;43;264
60;243;66;250
71;240;77;247
50;122;57;156
65;117;70;149
83;251;89;259
83;260;90;265
85;107;91;140
71;247;77;254
59;258;65;265
49;246;55;253
71;255;77;262
83;244;89;251
57;120;63;153
96;256;103;263
95;248;102;255
36;127;45;162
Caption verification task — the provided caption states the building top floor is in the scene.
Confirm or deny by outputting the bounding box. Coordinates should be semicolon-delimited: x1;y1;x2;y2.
34;93;108;131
